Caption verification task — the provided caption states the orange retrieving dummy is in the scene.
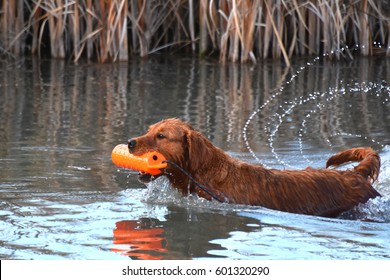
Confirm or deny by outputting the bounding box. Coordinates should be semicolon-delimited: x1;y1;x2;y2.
111;144;167;175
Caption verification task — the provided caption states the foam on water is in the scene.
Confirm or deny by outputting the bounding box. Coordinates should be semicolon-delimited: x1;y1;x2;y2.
143;177;240;213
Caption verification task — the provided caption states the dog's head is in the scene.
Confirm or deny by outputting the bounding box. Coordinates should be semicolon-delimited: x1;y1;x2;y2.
127;118;209;184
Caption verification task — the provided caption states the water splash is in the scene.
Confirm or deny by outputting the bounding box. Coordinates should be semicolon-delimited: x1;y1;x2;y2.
143;177;227;210
243;46;390;169
144;177;183;204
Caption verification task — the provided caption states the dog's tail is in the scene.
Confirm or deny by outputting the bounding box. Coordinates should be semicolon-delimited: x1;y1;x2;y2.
326;147;380;183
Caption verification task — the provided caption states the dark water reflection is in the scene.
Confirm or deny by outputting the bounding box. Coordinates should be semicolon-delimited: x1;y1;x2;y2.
1;55;390;259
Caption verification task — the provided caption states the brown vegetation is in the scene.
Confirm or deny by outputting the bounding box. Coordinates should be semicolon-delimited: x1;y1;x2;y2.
1;0;390;63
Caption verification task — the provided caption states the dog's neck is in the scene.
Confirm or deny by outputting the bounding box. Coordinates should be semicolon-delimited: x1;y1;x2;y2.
187;146;235;202
169;136;268;203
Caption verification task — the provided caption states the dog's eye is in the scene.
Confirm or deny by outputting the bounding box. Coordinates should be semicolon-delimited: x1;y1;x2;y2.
157;133;166;139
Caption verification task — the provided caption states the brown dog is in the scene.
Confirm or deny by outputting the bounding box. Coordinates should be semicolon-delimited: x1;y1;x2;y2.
127;118;381;217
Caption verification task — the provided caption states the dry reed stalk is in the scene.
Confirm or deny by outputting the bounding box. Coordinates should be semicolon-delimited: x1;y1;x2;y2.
274;0;284;59
1;0;25;56
85;0;94;59
218;0;231;63
218;0;229;40
321;0;343;57
97;0;108;62
255;3;264;59
188;0;196;51
229;0;241;62
307;1;319;55
218;10;227;61
2;1;11;52
28;0;68;58
291;0;303;55
359;0;370;55
292;0;308;55
51;0;65;58
199;0;209;55
1;1;8;49
75;3;103;61
264;0;290;66
155;0;191;54
263;0;272;59
118;0;129;60
94;0;127;62
71;0;80;61
208;0;219;50
320;1;331;55
224;0;239;62
15;0;25;56
219;0;261;63
107;0;128;61
367;0;390;54
30;4;42;55
241;0;258;63
333;1;345;59
129;0;188;57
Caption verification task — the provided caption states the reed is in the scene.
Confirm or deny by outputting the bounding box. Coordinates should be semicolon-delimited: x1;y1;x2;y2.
1;0;26;56
1;0;390;63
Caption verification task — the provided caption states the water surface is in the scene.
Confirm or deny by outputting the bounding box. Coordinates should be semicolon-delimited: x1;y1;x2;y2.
0;55;390;259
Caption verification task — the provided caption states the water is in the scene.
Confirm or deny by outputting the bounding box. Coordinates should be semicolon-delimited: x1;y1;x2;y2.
0;55;390;260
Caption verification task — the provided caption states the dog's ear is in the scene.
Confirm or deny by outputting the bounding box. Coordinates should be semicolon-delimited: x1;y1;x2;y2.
185;129;213;173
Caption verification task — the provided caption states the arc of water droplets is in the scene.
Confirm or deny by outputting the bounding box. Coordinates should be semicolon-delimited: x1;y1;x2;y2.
298;81;389;165
267;91;325;168
243;57;321;166
243;45;388;168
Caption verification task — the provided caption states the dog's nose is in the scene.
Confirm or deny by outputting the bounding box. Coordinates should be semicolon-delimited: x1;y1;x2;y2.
128;139;137;150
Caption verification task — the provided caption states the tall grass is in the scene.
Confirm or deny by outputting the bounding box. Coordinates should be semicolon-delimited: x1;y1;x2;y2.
1;0;390;63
